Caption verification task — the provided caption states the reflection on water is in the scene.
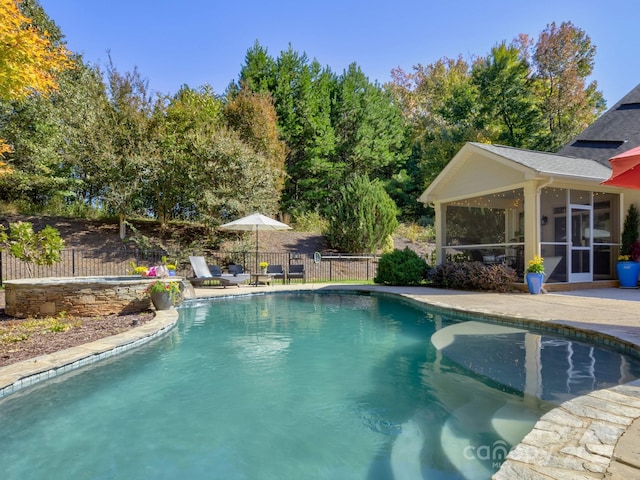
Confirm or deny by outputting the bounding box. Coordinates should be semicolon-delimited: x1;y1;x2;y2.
0;293;638;480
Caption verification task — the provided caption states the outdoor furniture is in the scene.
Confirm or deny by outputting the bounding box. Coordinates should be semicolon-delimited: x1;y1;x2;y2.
188;256;249;288
267;264;286;284
250;273;274;286
287;264;305;283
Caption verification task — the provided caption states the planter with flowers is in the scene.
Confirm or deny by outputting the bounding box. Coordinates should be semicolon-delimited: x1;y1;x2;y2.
618;205;640;288
259;261;269;274
525;255;545;294
616;240;640;288
145;280;182;310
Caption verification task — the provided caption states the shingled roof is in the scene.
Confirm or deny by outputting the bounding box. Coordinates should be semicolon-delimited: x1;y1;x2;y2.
557;83;640;166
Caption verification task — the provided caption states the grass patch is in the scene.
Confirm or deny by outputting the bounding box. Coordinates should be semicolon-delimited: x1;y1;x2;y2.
0;313;81;345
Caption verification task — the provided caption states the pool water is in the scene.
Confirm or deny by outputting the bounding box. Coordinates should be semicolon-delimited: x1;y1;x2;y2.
1;292;639;480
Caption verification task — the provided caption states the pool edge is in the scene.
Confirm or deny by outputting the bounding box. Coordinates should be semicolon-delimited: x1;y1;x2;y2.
0;308;179;399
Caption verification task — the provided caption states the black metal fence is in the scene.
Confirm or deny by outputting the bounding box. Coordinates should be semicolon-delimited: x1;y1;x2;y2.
0;249;380;284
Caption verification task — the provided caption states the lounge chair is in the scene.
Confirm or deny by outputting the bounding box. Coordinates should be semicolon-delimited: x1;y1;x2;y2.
266;264;286;284
188;256;249;288
287;264;305;283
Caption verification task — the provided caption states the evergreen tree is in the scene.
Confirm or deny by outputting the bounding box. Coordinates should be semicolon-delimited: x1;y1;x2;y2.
326;174;399;253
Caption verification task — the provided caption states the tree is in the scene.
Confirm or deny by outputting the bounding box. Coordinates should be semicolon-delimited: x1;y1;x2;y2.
472;42;543;148
145;85;225;227
0;0;71;174
532;21;605;151
388;56;481;201
98;57;156;238
332;63;407;178
326;174;399;253
0;221;65;277
224;87;286;193
0;0;71;100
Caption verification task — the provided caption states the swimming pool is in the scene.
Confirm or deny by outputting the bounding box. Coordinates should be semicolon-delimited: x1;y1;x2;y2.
0;292;639;479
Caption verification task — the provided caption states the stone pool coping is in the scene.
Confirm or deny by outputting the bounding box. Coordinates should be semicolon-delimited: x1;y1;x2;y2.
2;283;640;478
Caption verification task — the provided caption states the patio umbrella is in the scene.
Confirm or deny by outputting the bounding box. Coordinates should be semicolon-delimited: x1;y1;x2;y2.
219;212;292;273
601;146;640;189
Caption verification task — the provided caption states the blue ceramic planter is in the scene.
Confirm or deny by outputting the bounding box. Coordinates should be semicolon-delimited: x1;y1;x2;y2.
617;261;640;288
526;273;544;294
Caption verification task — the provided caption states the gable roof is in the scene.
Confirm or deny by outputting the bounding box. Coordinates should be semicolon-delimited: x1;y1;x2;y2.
473;143;611;180
419;142;611;203
557;83;640;165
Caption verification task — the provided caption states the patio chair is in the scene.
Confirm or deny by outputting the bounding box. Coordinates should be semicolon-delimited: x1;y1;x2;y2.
188;256;249;288
267;264;286;284
228;264;244;275
287;264;305;283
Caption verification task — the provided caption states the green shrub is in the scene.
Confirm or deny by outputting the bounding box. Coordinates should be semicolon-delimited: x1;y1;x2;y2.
374;248;427;286
326;174;399;253
621;204;640;257
427;261;517;292
292;210;327;233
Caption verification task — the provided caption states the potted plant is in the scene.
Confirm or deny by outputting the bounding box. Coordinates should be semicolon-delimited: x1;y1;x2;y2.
145;280;181;310
525;255;545;294
618;205;640;288
259;261;269;274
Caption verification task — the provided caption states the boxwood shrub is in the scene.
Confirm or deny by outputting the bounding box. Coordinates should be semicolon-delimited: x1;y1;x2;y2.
374;247;427;286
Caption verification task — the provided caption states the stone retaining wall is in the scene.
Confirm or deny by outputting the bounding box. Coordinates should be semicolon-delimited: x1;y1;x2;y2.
3;277;159;318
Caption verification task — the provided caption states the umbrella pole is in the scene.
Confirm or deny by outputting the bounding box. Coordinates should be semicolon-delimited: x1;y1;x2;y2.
255;228;259;274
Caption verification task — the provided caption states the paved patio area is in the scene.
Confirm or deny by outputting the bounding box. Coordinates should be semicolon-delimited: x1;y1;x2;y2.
2;282;640;478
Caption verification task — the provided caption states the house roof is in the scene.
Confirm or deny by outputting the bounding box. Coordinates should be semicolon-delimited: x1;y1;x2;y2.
419;142;611;203
557;83;640;165
471;143;612;180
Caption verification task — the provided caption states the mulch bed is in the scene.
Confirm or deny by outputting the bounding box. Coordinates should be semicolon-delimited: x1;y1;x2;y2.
0;310;154;368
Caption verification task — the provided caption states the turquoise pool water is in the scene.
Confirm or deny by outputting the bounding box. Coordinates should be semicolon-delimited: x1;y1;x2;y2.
1;292;639;479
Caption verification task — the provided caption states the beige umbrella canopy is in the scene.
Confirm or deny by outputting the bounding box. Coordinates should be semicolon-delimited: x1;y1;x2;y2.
219;213;292;272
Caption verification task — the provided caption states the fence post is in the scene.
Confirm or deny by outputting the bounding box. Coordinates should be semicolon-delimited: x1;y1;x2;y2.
72;248;76;277
366;256;370;280
0;250;3;287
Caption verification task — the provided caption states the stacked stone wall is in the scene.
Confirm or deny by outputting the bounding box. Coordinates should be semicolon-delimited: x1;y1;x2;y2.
4;278;155;318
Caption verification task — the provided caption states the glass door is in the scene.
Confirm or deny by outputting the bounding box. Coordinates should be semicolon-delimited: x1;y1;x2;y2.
569;205;592;282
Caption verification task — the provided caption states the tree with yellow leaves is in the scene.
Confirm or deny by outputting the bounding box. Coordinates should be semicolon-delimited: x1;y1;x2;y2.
0;0;71;100
0;0;72;170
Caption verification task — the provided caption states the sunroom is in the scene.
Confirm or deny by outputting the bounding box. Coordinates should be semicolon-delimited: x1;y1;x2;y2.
419;142;634;285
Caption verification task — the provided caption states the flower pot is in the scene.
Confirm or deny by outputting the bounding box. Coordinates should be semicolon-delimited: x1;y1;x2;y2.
149;291;174;310
525;273;544;294
617;261;640;288
261;268;267;274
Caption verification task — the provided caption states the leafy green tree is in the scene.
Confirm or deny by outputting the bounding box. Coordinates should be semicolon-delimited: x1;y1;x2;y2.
472;41;543;148
0;221;65;277
388;56;480;189
192;128;281;225
326;174;399;253
224;87;286;193
148;85;224;226
99;57;156;237
532;21;605;151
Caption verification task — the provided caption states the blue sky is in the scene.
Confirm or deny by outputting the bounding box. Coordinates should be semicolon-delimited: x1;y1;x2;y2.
40;0;638;107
